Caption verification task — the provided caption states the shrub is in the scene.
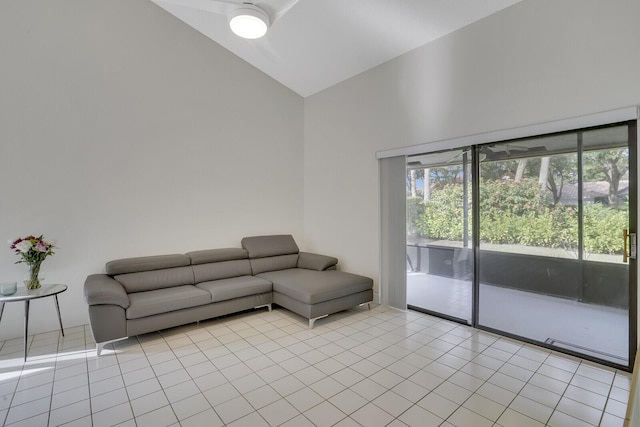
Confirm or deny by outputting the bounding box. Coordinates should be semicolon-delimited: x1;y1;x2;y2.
583;204;628;255
413;179;627;255
479;178;546;218
416;184;470;241
407;197;425;237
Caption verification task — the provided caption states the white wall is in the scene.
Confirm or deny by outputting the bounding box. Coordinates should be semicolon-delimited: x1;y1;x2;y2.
303;0;640;299
2;0;639;344
0;0;304;340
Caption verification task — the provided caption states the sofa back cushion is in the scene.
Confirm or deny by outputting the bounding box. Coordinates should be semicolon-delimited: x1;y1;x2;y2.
115;266;194;293
241;235;299;258
187;248;253;283
186;248;248;265
249;255;299;275
106;254;190;275
192;260;252;283
106;254;194;293
241;235;300;275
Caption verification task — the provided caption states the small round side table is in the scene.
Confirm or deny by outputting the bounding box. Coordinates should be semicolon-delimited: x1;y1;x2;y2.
0;284;67;361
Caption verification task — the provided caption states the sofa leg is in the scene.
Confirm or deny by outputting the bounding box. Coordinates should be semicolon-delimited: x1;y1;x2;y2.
255;304;272;312
358;302;372;311
309;315;328;329
95;337;128;357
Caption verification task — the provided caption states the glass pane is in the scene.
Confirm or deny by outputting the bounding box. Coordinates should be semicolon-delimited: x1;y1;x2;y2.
479;138;580;259
477;125;630;365
578;126;629;363
406;149;473;323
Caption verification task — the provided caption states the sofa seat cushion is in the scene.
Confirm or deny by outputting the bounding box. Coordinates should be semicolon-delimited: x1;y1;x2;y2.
257;269;373;305
196;276;273;303
126;285;211;319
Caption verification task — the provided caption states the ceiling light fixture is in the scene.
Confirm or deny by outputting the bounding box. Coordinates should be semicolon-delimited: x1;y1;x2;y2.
229;4;270;39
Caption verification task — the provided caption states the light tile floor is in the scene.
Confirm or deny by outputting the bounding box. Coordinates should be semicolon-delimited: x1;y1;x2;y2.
407;273;629;364
0;305;631;426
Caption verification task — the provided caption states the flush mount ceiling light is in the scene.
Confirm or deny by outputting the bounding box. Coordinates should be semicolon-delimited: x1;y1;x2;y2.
229;4;270;39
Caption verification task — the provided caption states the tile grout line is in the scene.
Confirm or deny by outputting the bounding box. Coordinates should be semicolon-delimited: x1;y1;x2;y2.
171;324;245;425
440;332;517;427
343;317;483;425
164;330;216;425
597;371;616;427
501;339;555;427
0;306;631;427
168;310;304;425
53;327;100;426
81;325;92;427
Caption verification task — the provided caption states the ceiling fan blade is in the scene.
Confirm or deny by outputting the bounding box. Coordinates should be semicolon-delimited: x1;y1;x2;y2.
152;0;235;15
270;0;301;24
446;154;461;164
248;37;283;62
487;144;529;153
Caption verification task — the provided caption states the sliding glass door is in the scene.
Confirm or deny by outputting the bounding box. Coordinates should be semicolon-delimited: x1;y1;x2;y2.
477;124;633;365
406;149;473;323
405;121;636;368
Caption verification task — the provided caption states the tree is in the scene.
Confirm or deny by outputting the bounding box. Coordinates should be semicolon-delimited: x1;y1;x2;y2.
409;170;417;197
584;148;629;207
515;159;527;181
538;157;550;193
480;160;518;181
407;169;425;197
423;168;430;200
546;155;577;206
430;166;463;190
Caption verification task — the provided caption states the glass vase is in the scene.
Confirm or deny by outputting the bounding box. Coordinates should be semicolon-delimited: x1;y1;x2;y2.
25;261;42;290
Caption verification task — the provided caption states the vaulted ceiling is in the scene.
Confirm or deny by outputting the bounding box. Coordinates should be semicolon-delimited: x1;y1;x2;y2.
150;0;523;97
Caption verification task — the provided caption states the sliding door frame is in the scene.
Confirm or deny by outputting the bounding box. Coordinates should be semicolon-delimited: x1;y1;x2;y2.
629;119;637;371
472;146;481;327
474;120;637;371
380;107;639;372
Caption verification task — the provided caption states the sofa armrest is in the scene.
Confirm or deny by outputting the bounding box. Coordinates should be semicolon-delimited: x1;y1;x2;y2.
84;274;130;309
297;252;338;271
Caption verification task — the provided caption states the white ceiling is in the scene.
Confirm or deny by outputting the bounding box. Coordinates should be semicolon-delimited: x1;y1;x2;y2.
150;0;523;97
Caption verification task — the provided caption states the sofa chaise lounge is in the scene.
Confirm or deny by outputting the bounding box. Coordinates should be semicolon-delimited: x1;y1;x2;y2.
84;235;373;355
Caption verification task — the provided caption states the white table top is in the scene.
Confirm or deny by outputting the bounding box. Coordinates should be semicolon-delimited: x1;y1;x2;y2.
0;284;67;302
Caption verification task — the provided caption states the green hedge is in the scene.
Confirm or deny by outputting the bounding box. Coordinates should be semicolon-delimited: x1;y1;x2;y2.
412;179;627;255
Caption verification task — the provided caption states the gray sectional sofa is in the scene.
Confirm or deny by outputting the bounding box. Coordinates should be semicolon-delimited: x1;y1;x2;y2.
84;235;373;355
